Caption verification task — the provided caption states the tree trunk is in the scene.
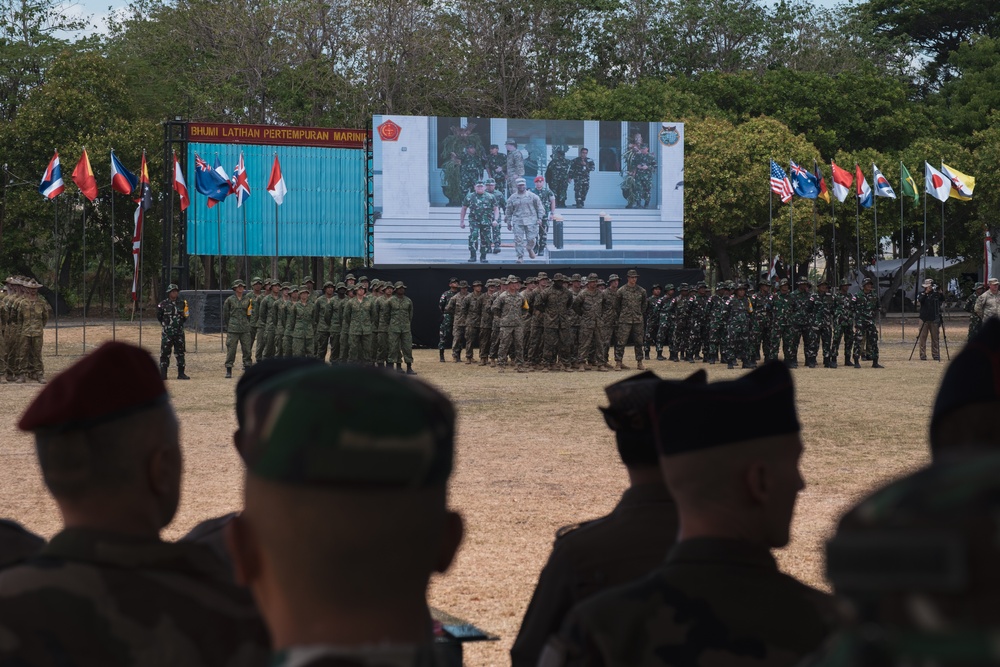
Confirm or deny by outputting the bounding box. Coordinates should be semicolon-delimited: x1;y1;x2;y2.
710;236;733;280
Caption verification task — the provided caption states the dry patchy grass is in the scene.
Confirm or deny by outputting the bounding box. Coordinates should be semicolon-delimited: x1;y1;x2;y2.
0;319;950;666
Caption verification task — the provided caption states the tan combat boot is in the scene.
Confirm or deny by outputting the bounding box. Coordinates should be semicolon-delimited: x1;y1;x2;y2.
637;360;645;370
613;361;623;371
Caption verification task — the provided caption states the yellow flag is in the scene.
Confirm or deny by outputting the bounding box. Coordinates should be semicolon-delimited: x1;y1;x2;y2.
942;163;975;201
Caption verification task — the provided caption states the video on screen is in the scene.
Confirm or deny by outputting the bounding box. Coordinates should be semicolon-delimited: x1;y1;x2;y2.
372;115;684;266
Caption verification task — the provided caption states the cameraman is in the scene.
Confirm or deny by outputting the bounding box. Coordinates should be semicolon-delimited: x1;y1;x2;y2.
917;278;944;361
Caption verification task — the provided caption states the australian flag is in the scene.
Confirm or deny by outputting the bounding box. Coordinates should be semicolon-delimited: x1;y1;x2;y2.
194;153;231;204
789;161;819;199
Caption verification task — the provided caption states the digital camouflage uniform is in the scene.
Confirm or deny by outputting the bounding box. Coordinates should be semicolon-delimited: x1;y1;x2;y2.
463;289;485;361
545;149;571;208
525;284;545;366
614;281;648;364
494;286;527;370
723;291;752;367
812;288;835;366
788;288;814;365
685;290;708;361
599;285;618;365
445;290;468;361
156;293;188;376
643;292;663;359
273;295;289;357
704;289;727;363
663;289;688;361
506;146;525;195
533;185;556;252
224;289;254;371
770;288;794;362
567;154;595;207
18;293;47;382
459;149;483;194
832;288;857;363
289;300;315;357
853;287;880;365
507;189;545;261
345;294;375;363
538;282;575;369
966;291;984;340
313;293;334;361
487;185;506;253
574;284;604;368
256;293;275;360
627;151;656;208
750;288;773;362
478;286;496;364
438;287;456;352
0;528;270;666
463;189;496;262
386;290;414;366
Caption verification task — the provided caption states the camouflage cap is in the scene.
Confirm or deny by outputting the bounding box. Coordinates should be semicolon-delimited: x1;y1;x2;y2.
505;139;516;147
394;281;407;289
290;286;300;293
779;278;789;286
448;277;459;284
475;180;486;187
664;283;674;291
537;272;549;280
499;277;509;285
552;273;567;282
345;274;356;281
472;280;483;287
303;276;315;284
485;178;496;185
525;277;537;285
626;270;639;278
251;277;263;285
679;283;689;290
166;283;179;293
358;275;369;283
608;274;620;281
281;282;292;289
507;274;521;283
514;177;526;185
232;279;246;289
370;279;381;289
651;284;662;291
241;366;455;488
335;282;346;290
862;277;873;285
323;280;335;288
597;279;606;286
696;280;707;288
458;280;468;288
571;273;582;281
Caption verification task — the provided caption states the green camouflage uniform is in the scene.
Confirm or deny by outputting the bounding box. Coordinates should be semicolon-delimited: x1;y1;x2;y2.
463;291;485;361
770;290;794;361
614;283;648;363
249;290;264;352
313;295;333;361
371;293;388;364
832;291;857;362
0;528;270;666
487;187;506;253
387;292;414;365
289;301;315;357
463;190;496;262
545;149;571;208
273;297;289;357
599;287;618;365
459;150;484;194
156;296;188;374
812;290;835;365
853;289;879;364
685;292;708;361
345;295;375;363
223;292;253;369
486;151;507;192
704;292;726;363
966;291;984;339
627;151;656;208
567;155;595;207
574;287;604;367
256;293;275;360
438;288;456;351
327;293;345;362
4;291;24;379
538;284;575;369
723;293;752;366
338;296;352;361
789;289;814;364
19;297;47;381
445;292;468;361
643;294;663;358
494;289;526;369
533;185;556;252
526;287;545;365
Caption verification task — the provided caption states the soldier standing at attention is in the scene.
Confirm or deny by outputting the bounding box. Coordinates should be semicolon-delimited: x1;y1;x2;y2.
283;287;299;358
494;276;527;373
613;270;648;371
288;287;315;357
312;281;336;361
538;274;575;372
507;177;545;263
598;274;620;369
274;283;291;358
548;363;839;667
478;280;498;365
223;279;253;378
545;146;571;208
975;277;1000;323
346;284;375;363
966;283;986;339
723;282;753;370
1;343;269;665
460;181;498;264
248;277;264;353
463;281;485;363
18;280;48;384
788;279;815;368
156;283;189;381
446;281;469;362
770;279;794;363
328;282;346;363
387;281;416;375
225;364;463;667
631;145;656;209
684;281;709;362
574;274;605;371
567;148;595;208
512;371;703;667
813;280;835;367
485;178;506;255
853;278;883;368
643;284;663;361
533;176;556;253
832;280;856;367
438;278;459;362
524;276;545;368
750;279;772;363
369;281;386;366
256;280;275;362
506;139;525;196
4;278;24;382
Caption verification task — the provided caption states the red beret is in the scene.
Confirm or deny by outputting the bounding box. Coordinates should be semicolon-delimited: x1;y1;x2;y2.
18;342;167;432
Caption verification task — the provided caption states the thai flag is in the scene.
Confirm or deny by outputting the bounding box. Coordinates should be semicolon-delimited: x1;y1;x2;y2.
110;151;138;195
39;152;65;199
232;152;251;208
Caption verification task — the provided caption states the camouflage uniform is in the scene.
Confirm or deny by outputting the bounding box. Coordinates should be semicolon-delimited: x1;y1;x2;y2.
282;292;296;357
538;280;575;370
445;289;468;361
533;184;556;252
853;284;880;366
723;291;752;368
788;286;814;365
642;291;663;359
614;280;648;364
574;283;604;368
370;289;387;364
459;148;484;194
248;286;264;352
18;293;47;382
567;153;595;207
526;282;546;366
223;287;253;371
156;292;188;377
812;286;835;366
327;291;345;362
750;287;773;362
4;286;24;380
463;287;485;362
966;290;984;340
974;286;1000;322
256;292;275;360
289;300;315;357
313;291;334;361
486;183;506;253
598;283;618;365
627;150;656;208
704;288;727;363
507;189;545;261
506;144;525;194
486;147;507;193
770;286;794;362
386;289;414;367
345;294;375;363
832;286;857;364
463;188;497;262
438;286;457;353
338;294;352;362
685;288;709;361
478;285;496;364
666;288;690;361
494;285;527;370
273;294;289;357
0;529;270;666
489;288;503;362
549;538;839;667
545;148;571;208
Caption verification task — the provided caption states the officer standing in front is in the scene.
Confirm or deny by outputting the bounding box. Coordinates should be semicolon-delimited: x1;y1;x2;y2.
156;283;190;380
223;279;254;378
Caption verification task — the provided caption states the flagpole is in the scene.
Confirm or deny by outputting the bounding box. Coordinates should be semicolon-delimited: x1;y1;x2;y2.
830;195;837;282
242;204;249;281
218;204;224;352
789;198;794;282
812;199;818;281
81;194;87;353
53;198;59;356
899;161;905;341
274;197;279;279
855;194;861;281
941;195;946;317
873;164;881;339
768;185;773;282
111;177;116;341
921;186;928;307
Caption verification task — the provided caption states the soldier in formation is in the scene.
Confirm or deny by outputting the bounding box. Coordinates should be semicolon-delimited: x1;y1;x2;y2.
974;276;1000;323
436;273;890;372
507;178;545;263
156;283;190;380
223;279;253;378
966;283;986;339
0;277;49;384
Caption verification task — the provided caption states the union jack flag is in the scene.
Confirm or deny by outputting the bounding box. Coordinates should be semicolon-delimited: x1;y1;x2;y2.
770;160;793;203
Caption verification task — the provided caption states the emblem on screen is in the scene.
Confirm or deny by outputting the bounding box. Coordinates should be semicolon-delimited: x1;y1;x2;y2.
659;124;680;147
378;120;402;142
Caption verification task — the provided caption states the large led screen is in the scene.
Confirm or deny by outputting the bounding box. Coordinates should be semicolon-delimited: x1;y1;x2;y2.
372;115;684;266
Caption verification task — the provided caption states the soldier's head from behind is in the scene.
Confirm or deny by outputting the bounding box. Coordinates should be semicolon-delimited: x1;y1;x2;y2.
929;318;1000;461
652;362;804;549
18;342;181;538
828;453;1000;647
226;366;463;648
601;370;706;486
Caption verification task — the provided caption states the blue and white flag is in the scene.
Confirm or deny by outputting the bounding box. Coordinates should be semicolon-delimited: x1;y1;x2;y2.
872;164;896;199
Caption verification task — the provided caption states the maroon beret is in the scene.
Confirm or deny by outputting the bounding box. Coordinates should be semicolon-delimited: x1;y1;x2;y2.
18;342;167;433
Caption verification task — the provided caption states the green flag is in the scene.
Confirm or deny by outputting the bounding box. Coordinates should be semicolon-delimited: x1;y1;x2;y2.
900;162;919;205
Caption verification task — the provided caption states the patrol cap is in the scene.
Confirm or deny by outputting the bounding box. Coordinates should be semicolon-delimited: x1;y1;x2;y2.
571;273;582;282
608;274;620;281
303;276;315;284
515;178;526;185
449;277;459;285
395;281;407;289
345;274;356;282
358;276;369;283
485;178;496;185
475;180;485;187
840;280;851;287
166;283;179;293
930;318;1000;449
990;278;999;285
251;277;263;286
601;370;707;467
336;282;346;290
679;283;689;290
862;277;873;285
653;362;800;456
537;272;549;280
241;365;455;488
19;342;167;433
651;284;662;291
664;283;674;291
472;280;483;287
505;139;517;147
626;270;639;278
458;280;468;288
779;278;789;286
232;279;246;289
323;280;335;289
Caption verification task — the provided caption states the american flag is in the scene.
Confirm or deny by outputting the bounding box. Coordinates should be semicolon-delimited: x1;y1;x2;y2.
770;160;793;203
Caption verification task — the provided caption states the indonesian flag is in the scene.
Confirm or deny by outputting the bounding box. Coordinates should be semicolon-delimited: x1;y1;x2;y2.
942;163;974;201
830;160;853;203
131;202;143;302
925;162;951;202
266;155;287;205
987;229;994;288
172;153;190;211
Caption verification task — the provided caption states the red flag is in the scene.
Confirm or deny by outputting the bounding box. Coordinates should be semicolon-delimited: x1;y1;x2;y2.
137;151;152;211
72;148;98;201
172;153;190;211
131;202;143;301
830;160;853;203
266;155;287;205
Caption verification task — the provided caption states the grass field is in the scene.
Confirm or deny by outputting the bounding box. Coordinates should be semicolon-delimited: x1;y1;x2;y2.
0;318;954;666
